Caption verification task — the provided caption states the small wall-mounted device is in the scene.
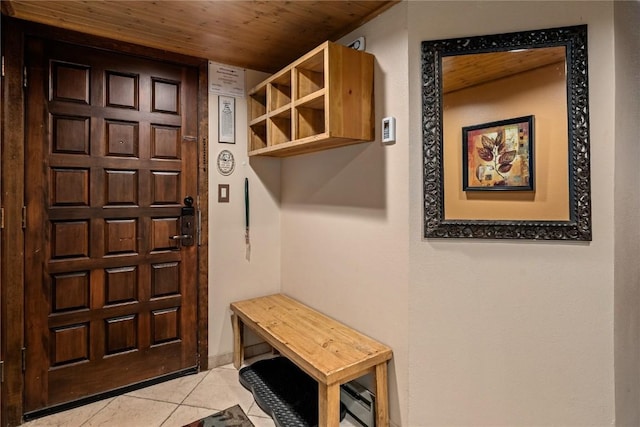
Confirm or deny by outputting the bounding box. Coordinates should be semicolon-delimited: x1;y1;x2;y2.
347;36;366;51
382;116;396;143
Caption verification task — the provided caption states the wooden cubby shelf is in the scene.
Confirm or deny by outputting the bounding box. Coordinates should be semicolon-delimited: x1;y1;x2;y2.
247;41;374;157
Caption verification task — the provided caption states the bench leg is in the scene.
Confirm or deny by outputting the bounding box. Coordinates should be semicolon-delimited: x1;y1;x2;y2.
374;362;389;427
318;382;341;427
231;313;244;369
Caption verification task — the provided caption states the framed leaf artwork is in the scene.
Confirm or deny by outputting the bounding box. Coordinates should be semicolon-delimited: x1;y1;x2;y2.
462;115;534;191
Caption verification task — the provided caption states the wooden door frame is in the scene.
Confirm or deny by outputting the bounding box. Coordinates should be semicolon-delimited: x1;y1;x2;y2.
1;17;209;427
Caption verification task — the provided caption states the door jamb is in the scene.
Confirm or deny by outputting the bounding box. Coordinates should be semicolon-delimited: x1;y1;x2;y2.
2;16;26;427
0;17;209;427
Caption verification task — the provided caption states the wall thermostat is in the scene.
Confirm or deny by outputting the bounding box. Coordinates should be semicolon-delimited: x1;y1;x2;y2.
382;117;396;143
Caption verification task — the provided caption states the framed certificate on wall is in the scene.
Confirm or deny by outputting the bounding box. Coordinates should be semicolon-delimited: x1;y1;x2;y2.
219;95;235;143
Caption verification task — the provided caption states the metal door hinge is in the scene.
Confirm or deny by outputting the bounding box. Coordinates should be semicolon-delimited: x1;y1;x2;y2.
23;66;28;88
0;207;4;229
0;361;4;383
2;56;5;77
21;348;26;372
22;206;27;229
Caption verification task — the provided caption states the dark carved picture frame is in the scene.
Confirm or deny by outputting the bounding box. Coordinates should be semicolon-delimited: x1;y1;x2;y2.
421;25;592;240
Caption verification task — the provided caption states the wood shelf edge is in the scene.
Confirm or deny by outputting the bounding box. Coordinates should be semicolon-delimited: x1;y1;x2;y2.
249;136;372;158
268;104;292;118
294;88;326;109
249;115;267;126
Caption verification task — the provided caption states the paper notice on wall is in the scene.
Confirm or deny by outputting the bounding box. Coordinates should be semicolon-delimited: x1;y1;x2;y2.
208;61;245;98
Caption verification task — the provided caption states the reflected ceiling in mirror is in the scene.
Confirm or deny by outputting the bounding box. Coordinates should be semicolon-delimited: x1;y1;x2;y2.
442;47;566;94
421;25;591;240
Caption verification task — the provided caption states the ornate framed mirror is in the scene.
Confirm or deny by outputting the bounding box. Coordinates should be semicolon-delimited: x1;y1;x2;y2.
421;25;591;240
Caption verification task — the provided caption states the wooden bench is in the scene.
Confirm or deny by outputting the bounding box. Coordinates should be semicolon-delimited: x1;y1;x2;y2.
230;293;393;427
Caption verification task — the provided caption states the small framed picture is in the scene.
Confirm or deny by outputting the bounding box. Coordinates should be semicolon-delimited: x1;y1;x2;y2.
218;96;235;143
462;115;534;191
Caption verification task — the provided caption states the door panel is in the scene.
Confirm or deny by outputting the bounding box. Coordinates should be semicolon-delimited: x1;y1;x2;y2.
24;37;199;412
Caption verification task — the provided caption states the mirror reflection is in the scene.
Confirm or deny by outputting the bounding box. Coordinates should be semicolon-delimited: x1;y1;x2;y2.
441;47;569;221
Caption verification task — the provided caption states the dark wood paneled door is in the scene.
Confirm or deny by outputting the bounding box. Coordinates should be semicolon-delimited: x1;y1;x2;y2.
24;37;199;413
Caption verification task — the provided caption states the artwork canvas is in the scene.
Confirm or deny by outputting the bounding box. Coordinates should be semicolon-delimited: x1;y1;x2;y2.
462;115;534;191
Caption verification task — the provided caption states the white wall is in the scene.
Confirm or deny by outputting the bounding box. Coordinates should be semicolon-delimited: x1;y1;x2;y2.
408;1;615;426
614;0;640;425
208;69;282;363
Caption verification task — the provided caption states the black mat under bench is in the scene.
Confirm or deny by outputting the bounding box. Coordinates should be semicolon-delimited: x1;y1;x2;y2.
238;357;346;427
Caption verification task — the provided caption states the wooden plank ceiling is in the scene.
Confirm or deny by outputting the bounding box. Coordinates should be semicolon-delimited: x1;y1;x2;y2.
2;0;399;72
442;46;566;94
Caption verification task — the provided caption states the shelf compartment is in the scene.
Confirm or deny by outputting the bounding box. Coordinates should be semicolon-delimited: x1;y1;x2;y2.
296;49;325;99
268;71;292;111
296;69;324;99
296;106;325;140
249;86;267;121
295;90;325;110
268;116;292;146
249;121;268;151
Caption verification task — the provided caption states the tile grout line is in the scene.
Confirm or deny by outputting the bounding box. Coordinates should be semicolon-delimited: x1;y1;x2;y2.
160;367;227;426
177;368;214;406
78;397;116;427
159;405;179;427
98;394;179;427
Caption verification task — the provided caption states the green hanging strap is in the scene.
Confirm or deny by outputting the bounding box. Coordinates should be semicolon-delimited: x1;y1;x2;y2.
245;177;251;260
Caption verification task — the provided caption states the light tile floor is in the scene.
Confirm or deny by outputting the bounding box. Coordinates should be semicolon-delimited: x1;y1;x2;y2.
20;356;360;427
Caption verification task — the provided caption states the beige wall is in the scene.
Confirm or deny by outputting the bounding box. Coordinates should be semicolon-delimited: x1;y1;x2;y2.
408;1;615;425
209;1;626;426
279;3;410;425
614;0;640;425
207;69;282;363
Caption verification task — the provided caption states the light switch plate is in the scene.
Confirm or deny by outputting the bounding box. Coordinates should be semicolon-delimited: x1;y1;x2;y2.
218;184;230;203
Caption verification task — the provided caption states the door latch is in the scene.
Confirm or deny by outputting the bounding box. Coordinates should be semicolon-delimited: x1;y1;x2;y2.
171;196;195;246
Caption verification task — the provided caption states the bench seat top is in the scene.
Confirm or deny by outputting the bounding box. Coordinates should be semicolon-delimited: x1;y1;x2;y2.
230;293;392;385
